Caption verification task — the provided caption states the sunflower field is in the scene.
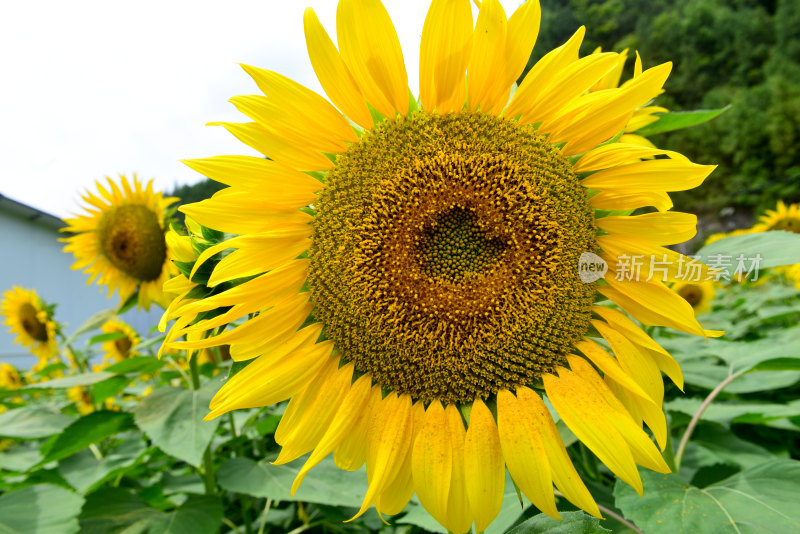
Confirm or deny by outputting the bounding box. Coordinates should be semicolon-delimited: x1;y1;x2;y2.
2;1;800;534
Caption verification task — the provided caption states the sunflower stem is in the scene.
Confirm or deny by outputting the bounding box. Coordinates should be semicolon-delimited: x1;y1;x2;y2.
674;370;744;470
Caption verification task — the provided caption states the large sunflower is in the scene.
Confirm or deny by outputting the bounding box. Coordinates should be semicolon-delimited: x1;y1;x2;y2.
162;0;718;530
1;287;58;364
62;175;177;310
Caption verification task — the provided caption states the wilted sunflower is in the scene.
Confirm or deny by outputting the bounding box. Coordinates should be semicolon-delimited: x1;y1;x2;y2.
163;0;719;531
1;287;58;364
62;175;178;310
672;280;715;314
100;318;140;364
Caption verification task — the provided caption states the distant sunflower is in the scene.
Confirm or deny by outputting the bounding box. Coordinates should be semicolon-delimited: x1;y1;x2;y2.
672;280;715;314
62;175;177;310
101;318;139;364
163;0;718;531
0;363;22;390
1;287;58;364
753;200;800;234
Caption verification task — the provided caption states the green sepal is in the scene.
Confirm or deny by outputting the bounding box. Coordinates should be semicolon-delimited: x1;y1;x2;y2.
635;105;730;137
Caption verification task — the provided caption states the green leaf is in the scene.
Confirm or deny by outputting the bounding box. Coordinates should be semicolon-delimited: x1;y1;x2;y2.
505;511;611;534
26;371;116;389
88;331;128;346
666;397;800;425
0;445;43;473
79;488;223;534
216;456;367;507
0;484;84;534
227;359;251;379
634;106;730;137
0;407;74;439
58;439;146;494
133;383;221;467
680;422;774;472
63;308;117;346
615;460;800;533
39;411;134;465
105;356;166;375
749;357;800;372
91;376;130;402
695;230;800;278
117;290;140;314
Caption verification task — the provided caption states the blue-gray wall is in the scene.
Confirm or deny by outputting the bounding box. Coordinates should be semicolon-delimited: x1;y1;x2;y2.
0;198;162;369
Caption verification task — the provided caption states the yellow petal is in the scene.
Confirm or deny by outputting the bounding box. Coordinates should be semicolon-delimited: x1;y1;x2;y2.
582;155;715;193
598;233;712;284
593;306;684;390
376;400;425;516
599;277;706;337
464;398;505;532
502;0;541;95
507;26;584;120
419;0;472;112
543;371;643;495
444;404;472;534
574;339;652;403
238;65;358;146
516;387;601;518
205;338;332;420
274;362;355;465
411;401;452;527
291;375;374;495
303;8;372;128
574;143;687;173
337;0;408;118
596;212;697;245
350;393;413;521
335;385;383;470
467;0;508;113
208;121;333;172
497;389;560;519
589;191;673;212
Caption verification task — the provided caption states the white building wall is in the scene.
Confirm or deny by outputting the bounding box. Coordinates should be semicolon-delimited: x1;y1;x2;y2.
0;199;162;368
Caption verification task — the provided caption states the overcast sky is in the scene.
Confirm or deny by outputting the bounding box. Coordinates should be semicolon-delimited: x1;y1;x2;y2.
1;0;522;219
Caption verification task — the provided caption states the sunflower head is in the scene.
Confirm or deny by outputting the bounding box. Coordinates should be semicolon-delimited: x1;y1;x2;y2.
161;0;720;531
61;175;178;310
672;280;716;314
1;287;59;363
100;318;139;363
753;200;800;234
0;363;22;390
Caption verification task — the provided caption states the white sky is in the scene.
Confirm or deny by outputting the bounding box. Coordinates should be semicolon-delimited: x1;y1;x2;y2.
1;0;521;219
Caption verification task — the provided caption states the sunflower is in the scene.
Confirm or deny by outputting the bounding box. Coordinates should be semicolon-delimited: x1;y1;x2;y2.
672;280;715;314
62;175;178;310
0;363;22;390
1;287;58;364
753;200;800;234
162;0;719;530
100;318;139;364
590;47;667;148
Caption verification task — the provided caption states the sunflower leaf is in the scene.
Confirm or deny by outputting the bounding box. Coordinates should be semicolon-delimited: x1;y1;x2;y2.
634;106;730;137
695;230;800;277
505;511;610;534
0;407;74;440
0;484;84;534
38;411;134;465
614;459;800;534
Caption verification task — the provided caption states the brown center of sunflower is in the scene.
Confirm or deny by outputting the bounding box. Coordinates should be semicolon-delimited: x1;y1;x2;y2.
97;204;167;282
114;337;133;357
770;218;800;234
309;111;597;403
677;284;702;307
18;303;49;341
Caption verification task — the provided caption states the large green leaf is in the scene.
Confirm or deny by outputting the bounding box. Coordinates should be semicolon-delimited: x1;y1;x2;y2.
58;439;146;493
615;459;800;533
0;484;84;534
0;407;73;439
26;371;116;389
505;512;611;534
634;106;729;137
38;411;134;465
216;456;367;507
695;230;800;277
0;445;42;473
666;397;800;426
133;383;221;467
63;308;117;346
79;488;222;534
